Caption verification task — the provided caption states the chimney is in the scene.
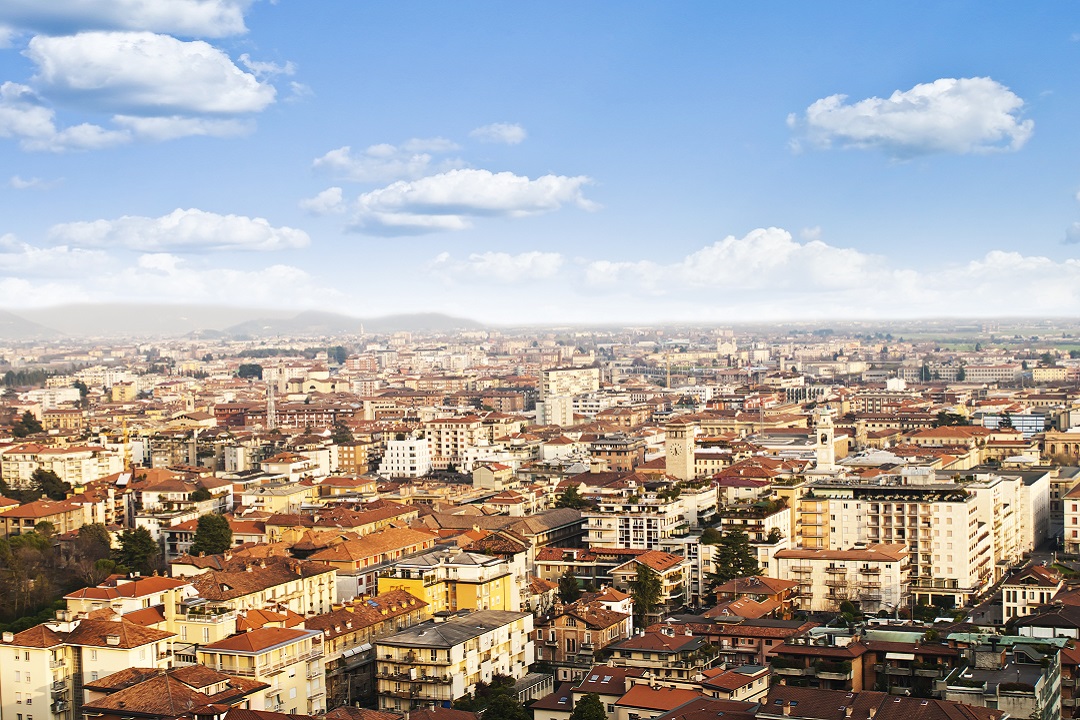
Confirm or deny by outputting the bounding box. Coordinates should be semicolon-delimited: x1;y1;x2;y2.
868;709;876;719
782;702;791;716
845;708;853;719
106;635;121;646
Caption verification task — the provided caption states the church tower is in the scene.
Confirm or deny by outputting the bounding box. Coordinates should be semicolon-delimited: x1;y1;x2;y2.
665;420;696;480
815;409;835;471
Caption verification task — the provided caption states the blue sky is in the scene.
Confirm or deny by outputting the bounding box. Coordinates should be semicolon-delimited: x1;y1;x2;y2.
0;2;1078;324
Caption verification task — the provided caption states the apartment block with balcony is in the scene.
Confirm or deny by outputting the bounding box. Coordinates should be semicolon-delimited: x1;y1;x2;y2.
375;610;534;712
532;601;632;683
773;544;909;614
606;626;720;685
769;633;868;691
583;494;691;551
377;549;518;614
197;626;326;716
0;614;176;720
610;551;689;625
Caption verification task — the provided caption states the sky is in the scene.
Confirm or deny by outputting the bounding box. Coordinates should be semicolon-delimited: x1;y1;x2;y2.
0;2;1079;325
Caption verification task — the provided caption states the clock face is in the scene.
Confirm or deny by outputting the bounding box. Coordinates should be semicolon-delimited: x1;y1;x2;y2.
671;444;681;456
820;433;829;444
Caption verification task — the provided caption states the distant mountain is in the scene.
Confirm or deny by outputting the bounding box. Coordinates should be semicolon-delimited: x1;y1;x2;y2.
0;310;62;340
15;304;293;338
225;311;484;337
0;305;483;339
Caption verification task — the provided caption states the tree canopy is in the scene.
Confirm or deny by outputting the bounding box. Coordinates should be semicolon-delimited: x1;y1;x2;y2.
558;569;582;603
706;528;761;587
237;363;263;379
117;527;160;574
12;410;43;438
630;562;663;626
190;514;233;557
555;486;590;509
570;693;607;720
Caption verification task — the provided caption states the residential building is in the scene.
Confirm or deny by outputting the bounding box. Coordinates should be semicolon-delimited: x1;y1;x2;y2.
375;609;534;712
197;627;326;715
532;600;632;682
1002;565;1065;620
610;551;689;624
773;544;910;614
377;549;519;613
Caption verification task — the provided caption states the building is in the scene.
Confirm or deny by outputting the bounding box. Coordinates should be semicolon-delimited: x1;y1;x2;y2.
377;549;519;613
378;435;433;478
773;544;910;614
538;368;601;427
374;609;534;712
1002;565;1065;620
610;552;689;624
532;600;632;682
197;627;326;715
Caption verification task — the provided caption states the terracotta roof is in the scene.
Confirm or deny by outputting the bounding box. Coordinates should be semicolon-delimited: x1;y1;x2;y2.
713;575;798;596
405;708;477;720
761;685;1005;720
574;665;647;694
616;685;708;711
7;624;65;648
201;626;314;653
613;550;685;573
306;590;426;640
65;618;174;648
531;682;577;711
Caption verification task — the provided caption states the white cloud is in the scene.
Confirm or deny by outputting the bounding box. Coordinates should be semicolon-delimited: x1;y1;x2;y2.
0;0;253;38
469;122;526;145
27;32;276;115
0;81;129;152
430;250;563;283
48;208;310;252
112;114;252;140
350;168;595;235
312;139;462;183
0;26;15;48
1066;222;1080;244
8;175;59;189
800;226;822;242
794;77;1033;157
299;187;345;215
238;53;295;78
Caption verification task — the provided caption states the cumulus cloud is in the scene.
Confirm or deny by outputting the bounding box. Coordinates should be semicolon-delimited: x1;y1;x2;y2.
0;0;253;38
299;187;345;215
469;122;527;145
350;168;595;235
430;250;564;283
0;234;106;276
0;81;128;151
48;208;310;252
312;139;462;183
792;77;1033;157
27;32;275;115
238;53;295;78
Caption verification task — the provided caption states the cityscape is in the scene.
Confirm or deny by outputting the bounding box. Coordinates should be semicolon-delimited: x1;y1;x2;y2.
1;3;1079;720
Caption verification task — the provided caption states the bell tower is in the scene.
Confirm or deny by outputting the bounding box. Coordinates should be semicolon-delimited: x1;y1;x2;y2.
665;420;696;480
815;409;835;471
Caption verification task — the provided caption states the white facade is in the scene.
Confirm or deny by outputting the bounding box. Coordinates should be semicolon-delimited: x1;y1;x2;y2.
378;440;432;479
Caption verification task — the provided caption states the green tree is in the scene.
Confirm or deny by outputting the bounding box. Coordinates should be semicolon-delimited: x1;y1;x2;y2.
999;413;1013;429
190;514;233;556
956;365;966;381
766;527;783;544
919;363;931;382
569;693;607;720
331;420;353;444
190;487;212;502
12;410;43;438
237;363;263;379
630;562;663;626
483;692;529;720
328;346;349;365
558;569;582;603
73;523;114;585
707;529;761;587
32;468;70;501
555;486;589;509
116;527;159;574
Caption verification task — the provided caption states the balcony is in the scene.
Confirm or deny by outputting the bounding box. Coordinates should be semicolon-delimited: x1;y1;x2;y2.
859;567;881;574
772;666;809;676
824;567;847;574
814;661;853;681
49;659;65;668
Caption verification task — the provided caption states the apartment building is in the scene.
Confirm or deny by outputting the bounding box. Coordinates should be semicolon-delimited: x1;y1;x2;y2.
197;626;326;715
610;552;689;624
538;367;601;426
800;477;994;608
422;416;485;470
0;498;87;538
183;556;337;617
305;589;429;707
377;549;519;613
583;494;692;551
375;610;534;712
378;435;433;478
773;544;910;613
0;614;175;720
532;601;632;682
1002;565;1064;620
307;526;439;601
607;626;720;684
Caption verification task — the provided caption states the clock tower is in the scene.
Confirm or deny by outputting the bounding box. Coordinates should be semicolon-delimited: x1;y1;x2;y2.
665;420;696;480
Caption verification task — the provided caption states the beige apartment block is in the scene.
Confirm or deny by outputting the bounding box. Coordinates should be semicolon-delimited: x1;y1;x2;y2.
197;626;326;716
